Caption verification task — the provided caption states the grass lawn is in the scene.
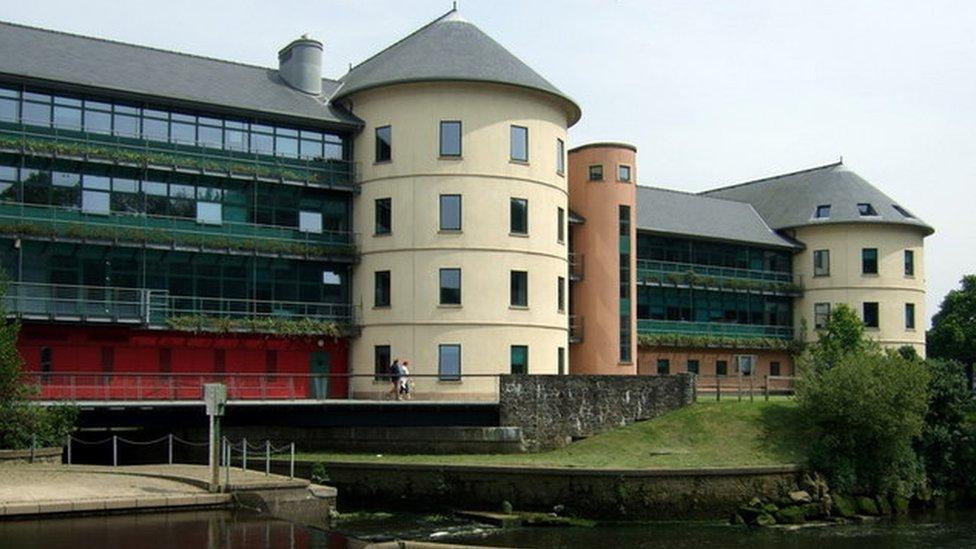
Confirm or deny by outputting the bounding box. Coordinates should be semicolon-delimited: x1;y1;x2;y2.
294;400;807;469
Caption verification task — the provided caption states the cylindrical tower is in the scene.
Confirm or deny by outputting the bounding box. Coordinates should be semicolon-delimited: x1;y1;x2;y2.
566;143;638;375
333;10;580;399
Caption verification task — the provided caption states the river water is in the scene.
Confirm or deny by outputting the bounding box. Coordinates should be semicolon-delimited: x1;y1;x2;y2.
1;508;974;548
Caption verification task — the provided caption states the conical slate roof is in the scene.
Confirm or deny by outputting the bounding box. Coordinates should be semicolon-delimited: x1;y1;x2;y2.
334;10;581;126
702;162;933;235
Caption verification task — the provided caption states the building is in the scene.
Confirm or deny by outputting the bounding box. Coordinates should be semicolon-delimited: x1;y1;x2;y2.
0;9;932;401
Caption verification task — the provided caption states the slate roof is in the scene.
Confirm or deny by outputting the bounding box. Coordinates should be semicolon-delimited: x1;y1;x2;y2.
335;10;581;126
702;162;933;235
0;20;360;127
635;186;800;249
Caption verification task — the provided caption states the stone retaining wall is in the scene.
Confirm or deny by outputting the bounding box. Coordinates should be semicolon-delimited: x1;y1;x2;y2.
320;461;802;520
0;447;62;465
498;374;695;449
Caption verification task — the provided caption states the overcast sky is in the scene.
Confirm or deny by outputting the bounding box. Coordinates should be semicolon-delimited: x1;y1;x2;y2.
5;0;973;326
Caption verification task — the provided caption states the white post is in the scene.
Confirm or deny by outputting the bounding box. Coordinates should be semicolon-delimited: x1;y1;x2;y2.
289;442;295;480
242;437;247;472
168;433;173;465
204;384;226;493
66;435;72;465
112;435;118;467
223;438;230;489
265;440;270;476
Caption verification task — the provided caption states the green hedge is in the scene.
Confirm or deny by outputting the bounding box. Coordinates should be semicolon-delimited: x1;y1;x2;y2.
165;315;348;337
642;270;802;295
638;332;804;354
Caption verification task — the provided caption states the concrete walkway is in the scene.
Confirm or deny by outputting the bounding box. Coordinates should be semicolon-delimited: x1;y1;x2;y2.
0;464;308;518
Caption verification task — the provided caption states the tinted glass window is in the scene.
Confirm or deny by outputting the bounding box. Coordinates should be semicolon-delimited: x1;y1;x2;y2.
440;121;462;157
440;194;461;231
374;271;391;307
375;198;392;235
863;302;879;328
815;204;831;218
0;98;17;122
510;125;528;162
510;270;528;307
81;190;110;214
618;165;632;182
438;344;461;381
862;248;878;274
53;105;81;129
905;303;915;329
813;250;830;276
299;211;323;233
510;198;528;234
556;139;565;174
510;345;528;375
588;165;603;181
196;201;222;224
374;345;391;379
440;268;461;305
84;110;111;134
904;250;915;276
657;359;670;375
375;126;392;162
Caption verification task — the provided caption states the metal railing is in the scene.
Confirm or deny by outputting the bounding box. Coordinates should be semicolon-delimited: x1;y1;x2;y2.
0;201;357;255
5;282;356;326
569;314;585;343
0;122;356;188
636;259;795;283
693;374;796;400
637;319;794;339
569;252;585;281
24;372;504;402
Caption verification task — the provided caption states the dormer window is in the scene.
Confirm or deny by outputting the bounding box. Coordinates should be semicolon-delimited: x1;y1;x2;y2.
814;204;831;219
857;203;878;216
892;204;914;219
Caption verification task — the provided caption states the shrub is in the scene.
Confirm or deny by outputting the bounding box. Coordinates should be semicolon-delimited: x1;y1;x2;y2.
917;359;976;492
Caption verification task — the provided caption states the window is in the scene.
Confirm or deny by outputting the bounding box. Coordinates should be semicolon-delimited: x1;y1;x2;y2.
657;359;670;375
863;302;879;328
40;347;52;381
857;202;878;216
439;121;462;157
299;211;323;233
619;205;632;364
770;361;781;376
322;271;342;285
556;138;565;174
510;345;528;375
375;125;391;162
557;276;565;312
196;201;222;225
687;359;699;374
588;165;603;181
814;204;831;219
904;250;915;276
716;360;728;376
557;207;565;243
510;125;528;162
618;165;631;182
374;345;391;381
510;198;528;234
375;198;392;235
862;248;878;275
374;270;391;307
558;347;565;375
439;194;461;231
814;303;831;329
81;190;110;214
893;204;914;218
905;303;916;330
440;268;461;305
510;270;528;307
438;344;461;381
736;355;756;376
813;250;830;277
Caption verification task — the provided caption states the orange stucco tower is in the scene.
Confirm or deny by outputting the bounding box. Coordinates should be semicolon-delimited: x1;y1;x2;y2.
567;143;638;374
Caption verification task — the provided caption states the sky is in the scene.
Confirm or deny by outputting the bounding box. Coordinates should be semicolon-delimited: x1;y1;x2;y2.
3;0;974;326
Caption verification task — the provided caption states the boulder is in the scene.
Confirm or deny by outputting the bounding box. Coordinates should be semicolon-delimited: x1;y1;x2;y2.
730;512;745;526
762;502;779;514
755;513;777;527
775;505;806;524
737;505;765;524
855;496;879;515
832;495;857;518
789;490;812;504
875;496;892;515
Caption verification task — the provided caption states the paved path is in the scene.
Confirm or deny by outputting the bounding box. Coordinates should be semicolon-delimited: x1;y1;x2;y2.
0;464;307;517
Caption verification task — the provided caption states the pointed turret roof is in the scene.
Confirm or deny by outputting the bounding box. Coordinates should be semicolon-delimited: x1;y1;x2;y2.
334;9;581;126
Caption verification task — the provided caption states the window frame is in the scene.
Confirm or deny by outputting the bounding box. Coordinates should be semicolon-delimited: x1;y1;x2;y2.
439;268;462;305
588;164;603;181
510;270;528;308
814;302;831;329
904;249;915;277
618;164;632;182
510;125;529;162
857;202;878;216
556;138;565;174
557;276;565;312
510;345;528;375
813;249;830;277
374;270;391;308
438;344;462;381
373;345;391;381
439;120;462;158
657;359;670;375
375;197;392;235
374;125;392;163
905;303;916;330
439;194;462;232
862;248;879;275
863;302;880;328
510;197;529;235
814;204;831;219
557;207;565;243
686;359;699;375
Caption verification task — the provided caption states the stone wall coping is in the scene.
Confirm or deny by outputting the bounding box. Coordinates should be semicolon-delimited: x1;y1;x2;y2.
0;447;62;460
320;460;803;478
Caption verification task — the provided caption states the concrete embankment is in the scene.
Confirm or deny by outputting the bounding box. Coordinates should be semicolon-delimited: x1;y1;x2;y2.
314;461;803;520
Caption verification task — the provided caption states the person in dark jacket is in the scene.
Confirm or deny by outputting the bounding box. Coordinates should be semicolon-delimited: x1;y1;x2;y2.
388;358;401;400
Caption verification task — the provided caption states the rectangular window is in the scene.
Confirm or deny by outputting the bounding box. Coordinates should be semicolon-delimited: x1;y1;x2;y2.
375;125;392;162
618;165;632;182
905;303;916;330
558;347;565;375
687;359;699;374
299;211;323;233
374;345;391;381
557;276;565;312
81;190;110;214
196;201;222;225
862;248;878;275
770;361;781;376
439;120;462;157
375;198;392;235
588;165;603;181
438;344;461;381
813;249;830;276
556;138;565;174
374;270;391;308
510;345;528;375
814;204;831;218
863;302;879;328
440;194;461;231
904;250;915;276
814;303;831;329
510;125;528;162
716;360;728;376
510;270;528;307
619;205;632;364
736;355;756;376
657;359;670;375
510;198;528;234
557;207;565;243
440;268;461;305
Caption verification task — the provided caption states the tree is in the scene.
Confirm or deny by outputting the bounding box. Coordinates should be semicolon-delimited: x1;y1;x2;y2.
809;303;878;370
928;275;976;389
916;359;976;491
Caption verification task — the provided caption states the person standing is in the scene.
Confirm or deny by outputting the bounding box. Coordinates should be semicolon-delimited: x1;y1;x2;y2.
399;360;412;400
388;358;401;400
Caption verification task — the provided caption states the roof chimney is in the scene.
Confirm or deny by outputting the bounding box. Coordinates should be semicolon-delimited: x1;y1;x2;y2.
278;35;323;95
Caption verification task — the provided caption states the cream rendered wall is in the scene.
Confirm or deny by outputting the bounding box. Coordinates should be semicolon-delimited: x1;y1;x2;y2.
792;223;927;355
346;82;570;399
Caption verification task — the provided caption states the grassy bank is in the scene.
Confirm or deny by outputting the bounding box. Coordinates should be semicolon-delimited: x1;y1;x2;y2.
294;400;806;469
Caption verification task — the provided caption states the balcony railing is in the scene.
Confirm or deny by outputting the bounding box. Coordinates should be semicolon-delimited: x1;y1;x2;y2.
637;259;802;296
569;314;585;343
0;201;356;259
4;282;356;330
569;252;585;281
0;122;356;189
637;319;794;339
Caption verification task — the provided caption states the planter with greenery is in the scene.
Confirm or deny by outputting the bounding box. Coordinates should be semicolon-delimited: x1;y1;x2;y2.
642;269;802;295
638;332;803;354
164;315;349;337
